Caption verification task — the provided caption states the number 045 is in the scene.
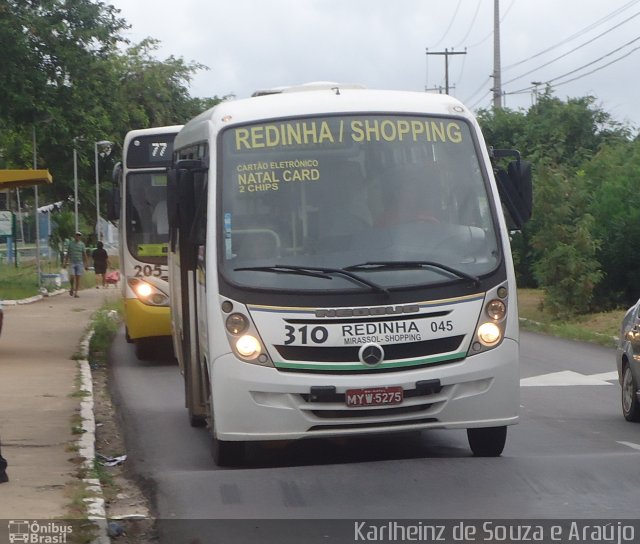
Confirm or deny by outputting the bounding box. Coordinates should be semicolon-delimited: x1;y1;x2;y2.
431;320;453;333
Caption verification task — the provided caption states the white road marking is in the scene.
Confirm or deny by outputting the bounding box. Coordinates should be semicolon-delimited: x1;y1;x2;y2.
520;370;616;387
617;441;640;451
590;371;618;381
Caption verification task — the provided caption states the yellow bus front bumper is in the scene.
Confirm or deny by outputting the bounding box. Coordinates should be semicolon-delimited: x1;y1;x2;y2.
124;298;171;340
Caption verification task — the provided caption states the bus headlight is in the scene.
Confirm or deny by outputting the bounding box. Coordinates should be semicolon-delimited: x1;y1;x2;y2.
226;313;248;335
486;299;506;320
127;278;169;306
468;284;508;356
236;334;261;358
477;322;502;346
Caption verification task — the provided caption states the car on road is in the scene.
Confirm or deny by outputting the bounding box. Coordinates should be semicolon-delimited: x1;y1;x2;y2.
616;298;640;421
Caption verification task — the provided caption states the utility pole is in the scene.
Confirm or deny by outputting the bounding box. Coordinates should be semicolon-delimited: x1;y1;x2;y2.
492;0;502;108
426;48;466;94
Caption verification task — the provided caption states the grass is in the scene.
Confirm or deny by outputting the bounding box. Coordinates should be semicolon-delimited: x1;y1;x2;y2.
88;298;124;368
517;288;626;348
0;255;120;299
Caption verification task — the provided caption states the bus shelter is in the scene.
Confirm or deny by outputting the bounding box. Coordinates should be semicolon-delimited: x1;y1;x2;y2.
0;169;53;281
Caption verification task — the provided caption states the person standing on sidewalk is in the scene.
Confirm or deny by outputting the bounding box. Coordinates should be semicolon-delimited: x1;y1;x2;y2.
0;441;8;483
91;241;110;289
63;231;88;297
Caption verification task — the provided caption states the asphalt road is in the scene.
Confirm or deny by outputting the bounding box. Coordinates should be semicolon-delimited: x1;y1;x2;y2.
108;329;640;542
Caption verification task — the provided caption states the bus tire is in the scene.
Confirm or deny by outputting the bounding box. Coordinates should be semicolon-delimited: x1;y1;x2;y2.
189;413;207;427
209;403;244;467
467;426;507;457
211;433;245;467
134;338;156;361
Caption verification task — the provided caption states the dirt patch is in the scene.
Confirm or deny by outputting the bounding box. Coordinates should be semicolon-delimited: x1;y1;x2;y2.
92;363;158;543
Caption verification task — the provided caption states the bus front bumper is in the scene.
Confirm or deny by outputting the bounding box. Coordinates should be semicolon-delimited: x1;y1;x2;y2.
211;338;520;441
124;298;171;340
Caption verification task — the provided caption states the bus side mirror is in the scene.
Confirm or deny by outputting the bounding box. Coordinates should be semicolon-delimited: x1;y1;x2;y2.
167;167;179;233
508;159;532;221
495;160;533;230
168;159;207;252
107;162;122;221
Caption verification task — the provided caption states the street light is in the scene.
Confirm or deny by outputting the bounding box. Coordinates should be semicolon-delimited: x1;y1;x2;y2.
94;140;113;241
73;137;81;233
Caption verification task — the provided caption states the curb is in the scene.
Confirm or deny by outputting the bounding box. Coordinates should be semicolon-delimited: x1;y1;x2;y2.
2;289;68;306
78;331;111;544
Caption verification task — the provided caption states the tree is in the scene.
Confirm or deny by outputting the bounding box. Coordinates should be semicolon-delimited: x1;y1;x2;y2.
0;1;223;232
530;164;602;317
582;140;640;307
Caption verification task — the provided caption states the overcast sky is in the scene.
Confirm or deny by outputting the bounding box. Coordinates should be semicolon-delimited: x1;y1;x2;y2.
107;0;640;130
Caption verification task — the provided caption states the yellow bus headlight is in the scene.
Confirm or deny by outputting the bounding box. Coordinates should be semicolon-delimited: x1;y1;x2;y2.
236;334;261;358
477;322;502;346
127;278;169;307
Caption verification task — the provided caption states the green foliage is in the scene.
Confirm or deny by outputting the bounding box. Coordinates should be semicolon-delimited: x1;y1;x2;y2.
582;140;640;307
529;164;602;317
88;299;123;368
0;0;224;233
478;91;635;316
49;211;78;262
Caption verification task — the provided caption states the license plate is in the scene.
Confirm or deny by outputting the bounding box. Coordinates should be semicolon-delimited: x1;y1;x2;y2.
345;386;403;407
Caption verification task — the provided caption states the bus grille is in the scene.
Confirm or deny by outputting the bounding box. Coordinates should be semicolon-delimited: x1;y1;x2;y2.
274;335;464;364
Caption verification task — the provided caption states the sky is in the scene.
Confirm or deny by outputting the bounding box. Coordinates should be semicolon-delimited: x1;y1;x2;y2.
107;0;640;130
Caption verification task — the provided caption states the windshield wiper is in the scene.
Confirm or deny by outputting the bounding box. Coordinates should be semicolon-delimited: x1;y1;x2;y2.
345;261;481;288
234;265;390;295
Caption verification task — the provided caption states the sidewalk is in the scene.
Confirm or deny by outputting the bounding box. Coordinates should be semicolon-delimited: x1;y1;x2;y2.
0;287;118;518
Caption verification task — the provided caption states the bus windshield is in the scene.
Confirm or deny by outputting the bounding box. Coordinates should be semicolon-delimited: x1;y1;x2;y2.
220;114;501;292
125;171;169;263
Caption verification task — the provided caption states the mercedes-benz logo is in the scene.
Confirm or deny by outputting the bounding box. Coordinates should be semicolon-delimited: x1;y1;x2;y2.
359;343;385;366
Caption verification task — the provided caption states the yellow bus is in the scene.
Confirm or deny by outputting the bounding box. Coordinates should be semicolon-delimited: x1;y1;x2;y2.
112;125;182;359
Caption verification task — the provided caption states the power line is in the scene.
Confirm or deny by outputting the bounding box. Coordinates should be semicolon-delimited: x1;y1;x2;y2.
507;34;640;94
466;0;517;49
502;10;640;86
426;49;467;94
452;0;483;49
463;77;492;106
503;0;640;70
551;45;640;87
429;0;463;49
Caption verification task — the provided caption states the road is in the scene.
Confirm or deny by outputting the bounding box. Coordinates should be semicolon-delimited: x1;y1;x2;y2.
108;330;640;542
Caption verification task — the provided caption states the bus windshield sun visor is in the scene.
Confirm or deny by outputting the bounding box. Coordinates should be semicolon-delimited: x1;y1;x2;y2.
234;265;390;296
345;261;481;288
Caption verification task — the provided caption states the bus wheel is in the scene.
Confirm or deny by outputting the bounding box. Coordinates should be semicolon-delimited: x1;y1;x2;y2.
210;417;245;467
467;426;507;457
211;433;245;467
134;339;156;361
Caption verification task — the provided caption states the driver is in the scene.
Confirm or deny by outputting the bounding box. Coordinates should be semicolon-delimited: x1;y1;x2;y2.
375;163;441;227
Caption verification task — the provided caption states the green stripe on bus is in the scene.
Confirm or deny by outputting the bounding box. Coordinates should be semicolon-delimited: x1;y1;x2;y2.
273;351;465;371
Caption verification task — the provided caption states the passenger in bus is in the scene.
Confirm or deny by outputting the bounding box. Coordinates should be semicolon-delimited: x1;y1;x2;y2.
375;163;441;227
152;200;169;236
317;160;372;249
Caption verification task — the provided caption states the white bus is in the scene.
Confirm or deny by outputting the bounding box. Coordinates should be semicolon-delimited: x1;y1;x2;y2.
112;125;182;359
167;84;532;466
